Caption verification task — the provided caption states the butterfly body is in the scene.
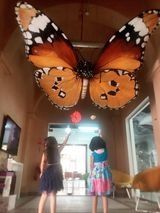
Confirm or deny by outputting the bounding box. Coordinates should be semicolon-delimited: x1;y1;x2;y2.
15;2;160;110
76;60;94;79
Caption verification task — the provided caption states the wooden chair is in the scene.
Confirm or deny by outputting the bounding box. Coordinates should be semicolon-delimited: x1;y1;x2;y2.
132;166;160;212
112;169;133;199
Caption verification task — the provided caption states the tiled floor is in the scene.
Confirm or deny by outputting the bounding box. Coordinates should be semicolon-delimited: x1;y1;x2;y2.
7;196;135;213
8;195;160;213
1;186;160;213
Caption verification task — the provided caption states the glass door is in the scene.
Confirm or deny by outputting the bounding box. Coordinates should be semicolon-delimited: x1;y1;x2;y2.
60;145;87;195
126;97;159;202
126;97;158;175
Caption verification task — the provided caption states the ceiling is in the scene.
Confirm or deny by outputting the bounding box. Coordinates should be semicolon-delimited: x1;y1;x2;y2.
2;0;160;53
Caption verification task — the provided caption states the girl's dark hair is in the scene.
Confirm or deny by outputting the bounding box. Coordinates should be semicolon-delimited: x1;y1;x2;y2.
44;136;58;147
89;136;106;151
44;136;60;163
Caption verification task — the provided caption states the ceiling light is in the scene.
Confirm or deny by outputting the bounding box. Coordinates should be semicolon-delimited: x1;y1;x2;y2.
90;115;96;120
78;126;99;132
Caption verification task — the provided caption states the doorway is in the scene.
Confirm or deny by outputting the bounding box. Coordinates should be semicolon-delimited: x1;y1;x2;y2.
48;123;100;195
61;144;87;195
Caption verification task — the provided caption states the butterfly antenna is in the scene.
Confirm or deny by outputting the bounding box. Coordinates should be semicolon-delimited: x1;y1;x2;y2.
100;72;102;83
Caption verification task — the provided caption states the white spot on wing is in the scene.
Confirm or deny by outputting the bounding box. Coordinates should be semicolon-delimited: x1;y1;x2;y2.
144;35;149;41
43;68;50;74
109;35;116;43
128;17;148;37
25;46;30;51
57;67;63;70
153;10;158;14
25;49;29;54
40;14;50;30
29;23;39;33
136;38;141;44
29;14;50;33
20;4;27;9
43;68;50;71
15;7;19;13
117;70;123;75
108;81;111;86
35;36;43;43
52;23;58;31
125;32;130;37
141;42;146;48
47;37;52;43
16;2;21;6
26;39;33;45
25;46;30;53
61;33;68;40
148;10;152;14
126;37;130;42
23;31;32;39
104;70;109;73
119;26;126;32
26;4;33;9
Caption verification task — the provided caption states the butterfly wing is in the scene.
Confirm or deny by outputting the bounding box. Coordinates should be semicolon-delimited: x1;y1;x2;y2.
89;70;138;109
90;10;160;109
15;2;82;109
34;68;82;109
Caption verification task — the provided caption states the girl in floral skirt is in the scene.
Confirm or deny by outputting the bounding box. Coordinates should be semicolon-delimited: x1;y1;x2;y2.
88;136;112;213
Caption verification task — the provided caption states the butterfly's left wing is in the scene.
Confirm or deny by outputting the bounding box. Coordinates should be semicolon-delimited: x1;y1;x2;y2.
90;10;160;109
15;2;82;109
15;2;77;68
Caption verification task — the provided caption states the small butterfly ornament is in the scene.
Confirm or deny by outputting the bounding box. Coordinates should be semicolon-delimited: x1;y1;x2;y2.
15;2;160;110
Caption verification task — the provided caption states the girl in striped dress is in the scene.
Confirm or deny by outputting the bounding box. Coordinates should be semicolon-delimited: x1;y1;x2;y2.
88;136;112;213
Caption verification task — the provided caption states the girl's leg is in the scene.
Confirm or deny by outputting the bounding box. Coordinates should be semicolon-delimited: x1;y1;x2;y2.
102;196;108;213
38;191;48;213
49;191;57;213
92;195;98;213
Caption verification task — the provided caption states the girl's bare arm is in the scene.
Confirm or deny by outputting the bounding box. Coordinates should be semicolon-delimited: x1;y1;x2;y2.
40;153;47;177
58;131;71;153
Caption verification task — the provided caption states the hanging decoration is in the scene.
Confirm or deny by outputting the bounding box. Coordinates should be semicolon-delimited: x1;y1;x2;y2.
15;2;160;110
70;111;82;124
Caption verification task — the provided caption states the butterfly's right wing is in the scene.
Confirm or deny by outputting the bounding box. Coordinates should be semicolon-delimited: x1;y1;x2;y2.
89;70;138;109
90;10;160;109
15;2;82;109
94;10;160;73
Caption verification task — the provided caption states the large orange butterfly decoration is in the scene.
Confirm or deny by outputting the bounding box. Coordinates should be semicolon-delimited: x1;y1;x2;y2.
15;2;160;110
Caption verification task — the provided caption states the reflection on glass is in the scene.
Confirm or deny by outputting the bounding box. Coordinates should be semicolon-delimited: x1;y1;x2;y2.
132;104;157;172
